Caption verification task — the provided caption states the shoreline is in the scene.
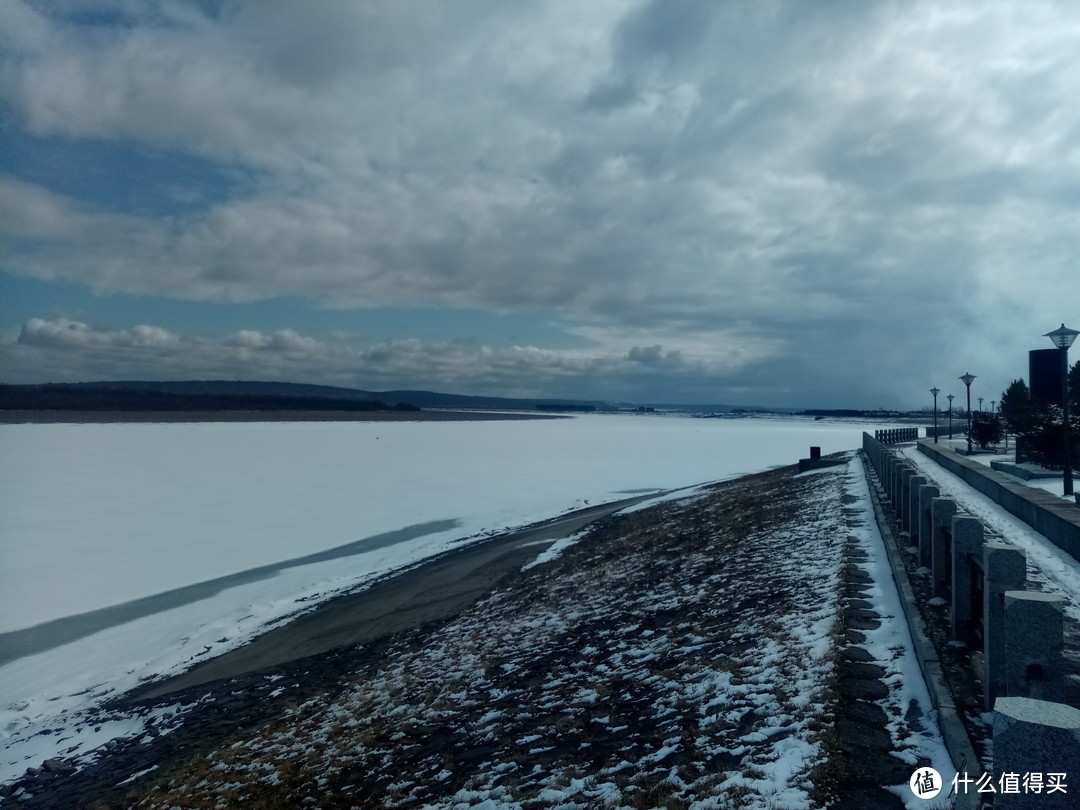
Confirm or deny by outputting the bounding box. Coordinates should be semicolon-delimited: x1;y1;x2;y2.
0;409;567;424
127;490;670;703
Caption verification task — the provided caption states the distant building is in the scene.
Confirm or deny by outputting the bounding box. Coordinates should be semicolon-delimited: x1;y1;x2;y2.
1029;348;1063;405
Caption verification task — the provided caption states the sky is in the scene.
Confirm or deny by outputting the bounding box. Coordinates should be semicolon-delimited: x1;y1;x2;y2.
1;0;1078;409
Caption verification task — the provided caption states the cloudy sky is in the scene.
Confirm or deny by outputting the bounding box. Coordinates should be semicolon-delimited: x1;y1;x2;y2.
1;0;1078;408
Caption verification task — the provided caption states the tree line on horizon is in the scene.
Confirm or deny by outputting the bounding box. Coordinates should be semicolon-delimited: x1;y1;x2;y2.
0;383;421;413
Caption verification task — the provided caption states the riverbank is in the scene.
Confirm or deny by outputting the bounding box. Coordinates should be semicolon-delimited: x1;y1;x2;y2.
0;409;566;424
2;456;948;809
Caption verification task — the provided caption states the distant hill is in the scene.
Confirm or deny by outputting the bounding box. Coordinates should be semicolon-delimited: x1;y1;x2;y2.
0;381;404;413
0;381;619;414
26;379;383;401
377;389;615;412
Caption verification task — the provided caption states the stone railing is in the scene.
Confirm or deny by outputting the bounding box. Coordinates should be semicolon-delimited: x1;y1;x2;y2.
924;423;958;440
874;427;919;444
862;432;1077;806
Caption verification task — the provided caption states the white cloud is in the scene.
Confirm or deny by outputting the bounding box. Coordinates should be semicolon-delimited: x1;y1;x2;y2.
18;318;179;349
225;329;321;354
18;317;110;348
126;324;178;348
2;317;775;403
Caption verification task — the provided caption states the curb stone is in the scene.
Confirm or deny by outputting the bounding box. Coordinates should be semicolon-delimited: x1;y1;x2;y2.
860;450;982;810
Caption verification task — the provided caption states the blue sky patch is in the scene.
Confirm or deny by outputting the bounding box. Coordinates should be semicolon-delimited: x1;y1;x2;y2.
0;129;248;218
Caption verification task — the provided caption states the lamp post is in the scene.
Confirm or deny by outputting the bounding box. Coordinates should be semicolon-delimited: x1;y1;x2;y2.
930;387;940;444
979;396;984;412
1044;323;1078;497
947;394;954;440
960;373;976;454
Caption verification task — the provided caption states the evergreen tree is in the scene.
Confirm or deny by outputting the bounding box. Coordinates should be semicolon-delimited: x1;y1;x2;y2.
999;379;1034;435
1070;359;1080;411
998;376;1075;467
970;411;1003;450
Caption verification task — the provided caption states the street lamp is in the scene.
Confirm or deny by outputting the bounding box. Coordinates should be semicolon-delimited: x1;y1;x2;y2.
947;394;954;440
1044;323;1078;497
979;397;984;412
930;387;940;444
960;373;976;454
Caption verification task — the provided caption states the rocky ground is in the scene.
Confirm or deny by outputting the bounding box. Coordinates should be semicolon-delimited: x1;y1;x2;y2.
2;457;935;809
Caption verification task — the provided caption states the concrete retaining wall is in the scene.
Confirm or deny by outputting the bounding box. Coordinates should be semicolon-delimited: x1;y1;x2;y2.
917;439;1080;562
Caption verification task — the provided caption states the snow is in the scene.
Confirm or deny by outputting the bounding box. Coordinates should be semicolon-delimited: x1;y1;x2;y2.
930;439;1075;501
1;415;872;633
0;414;874;784
846;457;958;807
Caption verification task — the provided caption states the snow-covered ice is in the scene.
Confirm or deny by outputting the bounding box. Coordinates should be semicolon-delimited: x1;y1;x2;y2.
1;415;874;634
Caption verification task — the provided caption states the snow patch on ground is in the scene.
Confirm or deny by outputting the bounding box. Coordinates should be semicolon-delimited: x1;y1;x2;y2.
847;457;957;808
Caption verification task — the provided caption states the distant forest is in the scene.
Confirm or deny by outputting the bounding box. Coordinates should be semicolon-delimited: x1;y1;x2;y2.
800;409;910;418
0;382;420;413
0;380;617;414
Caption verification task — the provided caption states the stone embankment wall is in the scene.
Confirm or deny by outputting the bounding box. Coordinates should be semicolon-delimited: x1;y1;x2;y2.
863;432;1080;809
916;439;1080;561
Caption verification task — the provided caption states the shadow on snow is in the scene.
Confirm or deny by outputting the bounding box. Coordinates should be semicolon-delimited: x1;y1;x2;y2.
0;519;462;667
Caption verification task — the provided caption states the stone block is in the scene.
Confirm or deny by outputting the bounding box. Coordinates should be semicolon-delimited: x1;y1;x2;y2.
886;457;899;504
993;697;1080;809
918;484;940;569
899;466;915;524
985;541;1027;586
907;475;927;538
984;541;1027;709
931;497;957;577
1004;591;1065;703
884;456;896;504
949;516;983;644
